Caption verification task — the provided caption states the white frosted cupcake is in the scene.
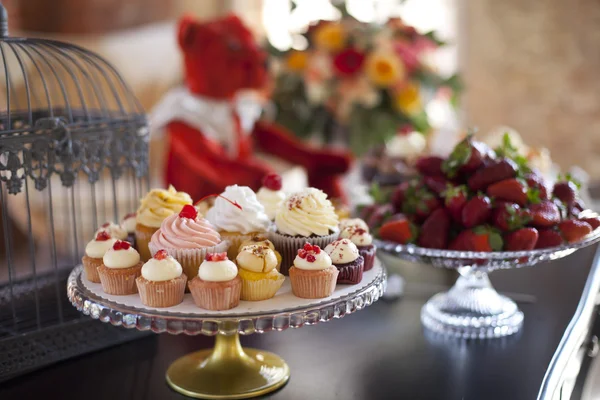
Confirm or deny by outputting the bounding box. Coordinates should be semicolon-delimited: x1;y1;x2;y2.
325;239;364;285
82;230;117;283
98;240;143;295
256;173;286;221
339;220;376;271
188;253;242;311
96;221;127;241
136;250;187;307
289;243;338;299
339;218;369;232
270;188;340;275
205;185;271;260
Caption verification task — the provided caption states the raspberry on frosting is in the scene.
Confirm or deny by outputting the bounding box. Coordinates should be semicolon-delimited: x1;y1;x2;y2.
154;249;169;260
95;230;111;241
297;243;322;262
113;240;131;250
206;252;228;262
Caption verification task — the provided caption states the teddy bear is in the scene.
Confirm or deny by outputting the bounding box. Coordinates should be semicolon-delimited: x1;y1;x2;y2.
153;14;351;202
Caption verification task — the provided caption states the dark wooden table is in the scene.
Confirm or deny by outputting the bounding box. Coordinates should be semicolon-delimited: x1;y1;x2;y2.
1;245;598;400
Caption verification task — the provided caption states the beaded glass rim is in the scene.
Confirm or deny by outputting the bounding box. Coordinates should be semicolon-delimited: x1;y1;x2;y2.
67;264;387;336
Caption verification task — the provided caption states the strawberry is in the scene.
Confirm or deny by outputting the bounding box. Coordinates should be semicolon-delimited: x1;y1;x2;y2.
569;199;585;218
418;208;451;249
552;181;577;205
461;195;492;228
423;176;449;195
401;186;440;221
443;185;468;223
504;227;539;251
95;230;111;241
206;252;228;261
535;229;564;249
263;173;282;191
486;178;528;206
524;173;549;200
491;202;531;232
179;204;198;219
112;240;131;251
415;156;444;176
154;249;169;260
378;217;419;244
467;158;517;191
366;204;394;230
442;135;486;178
558;219;592;244
580;216;600;230
529;200;561;228
359;204;378;222
391;181;413;211
449;226;503;252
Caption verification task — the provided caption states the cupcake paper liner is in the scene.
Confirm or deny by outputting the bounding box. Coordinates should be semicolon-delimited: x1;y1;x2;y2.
82;255;103;283
289;266;339;299
188;276;242;311
148;240;230;282
240;274;285;301
336;256;365;285
220;231;260;260
268;230;339;276
98;263;143;295
358;245;377;271
136;274;188;308
135;224;158;262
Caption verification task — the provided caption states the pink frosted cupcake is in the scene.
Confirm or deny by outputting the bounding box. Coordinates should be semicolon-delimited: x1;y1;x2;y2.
148;205;229;279
189;252;242;311
339;222;376;271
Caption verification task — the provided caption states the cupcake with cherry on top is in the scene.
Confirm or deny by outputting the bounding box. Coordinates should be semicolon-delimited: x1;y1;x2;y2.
237;235;282;271
136;250;187;308
82;230;117;283
325;238;365;285
289;243;338;299
339;223;376;271
188;252;241;311
98;240;143;295
236;245;285;301
256;173;286;221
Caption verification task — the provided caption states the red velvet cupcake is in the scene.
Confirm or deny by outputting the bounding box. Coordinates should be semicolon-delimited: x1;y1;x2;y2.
325;238;364;285
339;221;376;271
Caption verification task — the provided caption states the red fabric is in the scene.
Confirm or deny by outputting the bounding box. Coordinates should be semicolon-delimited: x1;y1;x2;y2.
165;14;352;202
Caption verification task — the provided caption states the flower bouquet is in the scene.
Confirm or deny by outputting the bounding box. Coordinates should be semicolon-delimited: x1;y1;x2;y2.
267;7;461;157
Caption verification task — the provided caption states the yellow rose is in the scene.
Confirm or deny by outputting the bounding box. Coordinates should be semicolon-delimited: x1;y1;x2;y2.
365;52;404;87
313;23;346;52
286;51;308;72
395;83;422;115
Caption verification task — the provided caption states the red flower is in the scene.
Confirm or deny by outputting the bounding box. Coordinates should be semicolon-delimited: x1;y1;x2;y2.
333;48;365;77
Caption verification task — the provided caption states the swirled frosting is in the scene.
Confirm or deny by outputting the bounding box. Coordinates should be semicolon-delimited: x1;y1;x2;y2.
275;188;339;237
136;186;192;228
103;246;141;269
325;239;360;264
205;185;270;234
96;222;128;240
257;187;286;220
339;218;369;232
198;259;238;282
340;226;373;246
150;213;221;249
141;256;182;281
85;237;118;258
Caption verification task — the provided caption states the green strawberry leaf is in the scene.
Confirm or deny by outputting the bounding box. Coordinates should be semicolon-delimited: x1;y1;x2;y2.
527;187;542;205
558;173;582;189
488;231;504;251
442;136;473;178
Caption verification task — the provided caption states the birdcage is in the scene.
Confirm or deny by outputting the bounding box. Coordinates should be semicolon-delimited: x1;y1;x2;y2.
0;4;150;381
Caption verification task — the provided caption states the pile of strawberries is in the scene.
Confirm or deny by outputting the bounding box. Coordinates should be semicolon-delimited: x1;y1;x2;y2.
364;135;600;252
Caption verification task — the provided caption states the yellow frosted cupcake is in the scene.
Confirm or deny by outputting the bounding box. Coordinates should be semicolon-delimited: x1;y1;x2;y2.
135;186;192;261
237;235;282;271
205;185;271;260
236;245;284;301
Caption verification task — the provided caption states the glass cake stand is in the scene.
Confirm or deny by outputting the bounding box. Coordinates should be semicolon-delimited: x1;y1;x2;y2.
67;262;386;399
375;227;600;339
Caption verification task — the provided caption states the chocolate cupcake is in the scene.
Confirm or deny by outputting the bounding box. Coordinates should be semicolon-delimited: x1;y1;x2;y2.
325;239;364;285
339;222;376;271
269;188;339;275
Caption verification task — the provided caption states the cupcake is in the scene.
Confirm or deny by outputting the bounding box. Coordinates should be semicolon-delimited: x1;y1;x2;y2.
97;240;143;295
148;204;229;280
237;235;282;271
256;173;285;221
339;224;377;271
82;230;117;283
205;185;271;260
96;221;128;241
339;218;369;232
270;188;340;275
136;250;187;307
325;238;365;285
188;252;241;311
121;212;137;247
289;243;339;299
236;245;285;301
135;185;192;261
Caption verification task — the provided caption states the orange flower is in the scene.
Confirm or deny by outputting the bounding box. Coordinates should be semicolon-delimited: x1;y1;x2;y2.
365;52;404;87
286;51;308;72
394;82;422;115
313;23;346;52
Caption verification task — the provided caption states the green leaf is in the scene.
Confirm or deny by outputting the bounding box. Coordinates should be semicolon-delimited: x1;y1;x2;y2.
422;30;446;46
442;136;473;178
489;231;504;251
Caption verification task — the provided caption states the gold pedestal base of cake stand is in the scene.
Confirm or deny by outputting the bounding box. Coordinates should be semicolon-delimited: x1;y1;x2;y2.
166;333;290;399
